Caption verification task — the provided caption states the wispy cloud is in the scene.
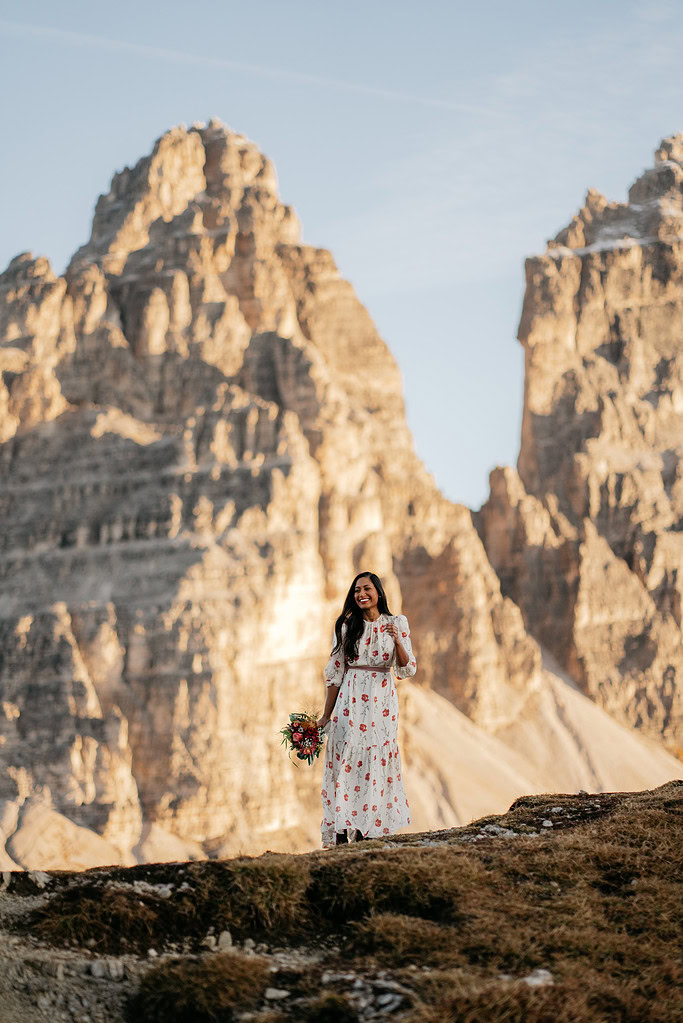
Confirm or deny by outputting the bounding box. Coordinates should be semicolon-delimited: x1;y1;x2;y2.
0;18;497;118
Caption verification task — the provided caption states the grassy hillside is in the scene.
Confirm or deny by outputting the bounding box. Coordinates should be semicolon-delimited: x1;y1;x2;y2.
1;781;681;1022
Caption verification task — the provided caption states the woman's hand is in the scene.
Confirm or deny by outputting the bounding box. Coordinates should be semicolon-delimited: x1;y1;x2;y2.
316;716;330;729
385;621;400;643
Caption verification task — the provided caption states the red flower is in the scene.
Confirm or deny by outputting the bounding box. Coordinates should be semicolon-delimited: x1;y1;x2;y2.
381;758;387;766
402;632;407;638
343;708;349;717
349;720;353;727
352;810;357;816
365;773;370;781
336;805;341;811
292;731;302;741
352;697;356;703
374;696;377;702
382;680;387;687
383;827;390;834
375;818;382;826
322;789;327;797
383;652;389;661
392;715;396;721
380;624;386;632
388;777;393;784
344;794;349;801
365;638;371;645
373;628;378;634
345;764;351;773
357;760;363;767
363;804;368;811
333;716;338;723
362;694;369;702
360;724;367;732
383;709;389;717
335;660;340;667
354;785;361;792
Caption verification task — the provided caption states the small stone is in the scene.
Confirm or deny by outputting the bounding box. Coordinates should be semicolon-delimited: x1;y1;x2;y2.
89;961;107;978
243;937;255;951
107;959;125;980
541;820;553;827
147;948;158;958
264;987;290;1000
201;935;217;951
217;930;233;949
523;968;554;987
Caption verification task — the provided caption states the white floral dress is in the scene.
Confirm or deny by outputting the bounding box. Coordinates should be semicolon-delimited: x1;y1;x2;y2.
321;613;416;847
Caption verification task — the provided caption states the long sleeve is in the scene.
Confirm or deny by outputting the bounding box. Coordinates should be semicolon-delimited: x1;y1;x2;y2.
324;626;346;688
393;615;417;680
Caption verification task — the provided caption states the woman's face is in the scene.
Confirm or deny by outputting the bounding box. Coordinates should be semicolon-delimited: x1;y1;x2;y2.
354;576;379;613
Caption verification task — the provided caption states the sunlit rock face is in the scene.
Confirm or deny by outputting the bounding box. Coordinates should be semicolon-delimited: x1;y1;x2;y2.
479;134;683;755
1;123;680;869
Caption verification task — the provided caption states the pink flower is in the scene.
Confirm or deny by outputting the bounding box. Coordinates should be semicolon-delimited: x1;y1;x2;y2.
372;805;377;811
383;709;389;718
360;724;367;732
375;818;382;826
345;764;351;773
292;732;302;741
383;827;389;834
336;805;341;812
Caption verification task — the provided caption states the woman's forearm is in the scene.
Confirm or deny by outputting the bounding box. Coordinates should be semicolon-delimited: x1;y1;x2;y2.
394;640;409;667
320;685;340;722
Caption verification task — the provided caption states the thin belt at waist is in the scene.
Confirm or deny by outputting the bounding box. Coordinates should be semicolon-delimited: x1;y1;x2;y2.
346;663;393;672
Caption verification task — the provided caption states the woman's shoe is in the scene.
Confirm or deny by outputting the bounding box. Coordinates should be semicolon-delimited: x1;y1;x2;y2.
355;830;366;841
335;830;348;845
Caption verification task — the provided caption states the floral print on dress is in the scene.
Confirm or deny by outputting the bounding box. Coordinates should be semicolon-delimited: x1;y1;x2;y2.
321;614;416;847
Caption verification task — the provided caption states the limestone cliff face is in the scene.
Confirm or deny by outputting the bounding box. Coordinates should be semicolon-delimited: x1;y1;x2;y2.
480;134;683;754
1;122;680;869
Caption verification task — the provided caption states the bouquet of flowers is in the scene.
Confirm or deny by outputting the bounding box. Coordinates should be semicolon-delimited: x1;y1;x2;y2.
280;712;324;765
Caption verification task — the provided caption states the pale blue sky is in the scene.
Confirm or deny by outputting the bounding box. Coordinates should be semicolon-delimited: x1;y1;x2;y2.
2;1;682;507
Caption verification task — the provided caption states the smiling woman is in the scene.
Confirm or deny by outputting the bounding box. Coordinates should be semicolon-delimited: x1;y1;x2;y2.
316;571;417;848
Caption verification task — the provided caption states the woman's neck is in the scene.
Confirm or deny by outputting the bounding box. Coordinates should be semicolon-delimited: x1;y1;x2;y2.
362;608;381;622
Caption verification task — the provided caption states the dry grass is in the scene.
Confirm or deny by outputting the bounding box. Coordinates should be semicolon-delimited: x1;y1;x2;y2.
14;781;683;1022
126;951;269;1023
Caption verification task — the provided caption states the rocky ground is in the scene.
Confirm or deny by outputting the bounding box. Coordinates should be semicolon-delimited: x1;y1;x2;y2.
0;780;681;1022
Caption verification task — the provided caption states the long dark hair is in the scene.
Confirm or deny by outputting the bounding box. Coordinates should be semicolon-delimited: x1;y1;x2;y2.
333;571;392;663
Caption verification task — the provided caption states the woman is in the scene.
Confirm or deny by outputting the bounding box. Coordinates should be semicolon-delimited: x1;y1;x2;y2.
317;571;417;847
